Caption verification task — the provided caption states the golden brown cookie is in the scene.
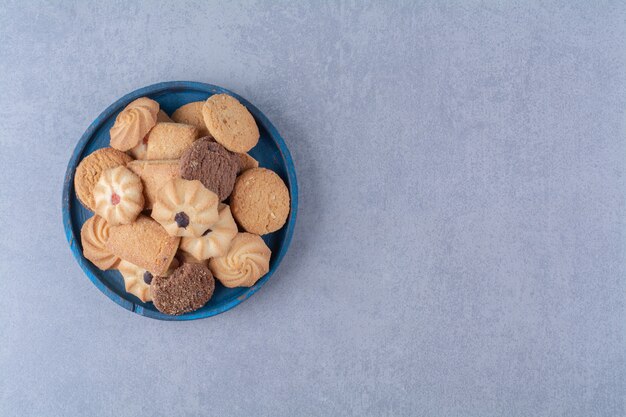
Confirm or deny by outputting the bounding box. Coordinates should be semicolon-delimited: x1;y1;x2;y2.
74;147;133;211
156;110;173;123
142;122;198;160
180;204;238;260
151;178;219;237
80;215;120;270
106;215;180;275
93;166;144;226
209;233;271;288
126;159;179;210
230;168;290;235
202;94;259;153
237;153;259;174
110;97;159;151
176;250;209;267
171;102;210;137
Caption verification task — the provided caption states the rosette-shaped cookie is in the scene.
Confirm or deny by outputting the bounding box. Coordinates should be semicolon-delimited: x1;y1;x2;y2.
80;215;120;270
93;166;144;226
151;178;219;237
180;204;237;260
110;97;159;151
209;233;271;288
117;258;179;303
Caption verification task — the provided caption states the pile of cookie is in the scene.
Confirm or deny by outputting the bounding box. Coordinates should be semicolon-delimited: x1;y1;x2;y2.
75;94;290;315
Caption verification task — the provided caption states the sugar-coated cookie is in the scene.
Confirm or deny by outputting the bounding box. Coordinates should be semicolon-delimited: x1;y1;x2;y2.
237;153;259;174
128;112;174;159
230;168;290;235
179;137;239;201
106;215;180;275
151;178;219;237
157;110;173;123
171;101;210;137
110;97;159;151
80;215;120;270
151;263;215;315
209;233;271;288
126;159;179;209
142;122;198;160
93;166;144;226
180;204;238;260
74;148;133;211
202;94;259;153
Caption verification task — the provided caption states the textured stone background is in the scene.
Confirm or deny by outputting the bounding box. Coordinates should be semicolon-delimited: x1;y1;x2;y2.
1;1;625;416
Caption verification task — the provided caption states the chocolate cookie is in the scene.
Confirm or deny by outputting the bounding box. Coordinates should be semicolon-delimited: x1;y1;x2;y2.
179;137;239;201
151;263;215;315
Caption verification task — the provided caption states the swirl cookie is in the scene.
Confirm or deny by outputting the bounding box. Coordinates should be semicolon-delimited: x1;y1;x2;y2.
93;166;144;225
202;94;259;153
106;215;180;275
126;159;179;210
80;215;120;270
151;178;219;237
179;137;239;201
230;168;290;235
209;233;271;288
74;148;133;211
180;204;238;260
110;97;159;151
171;101;210;137
151;263;215;315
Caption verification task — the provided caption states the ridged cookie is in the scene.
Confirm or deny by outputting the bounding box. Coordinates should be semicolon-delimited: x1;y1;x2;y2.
110;97;159;151
171;101;210;137
202;94;259;153
209;233;271;288
80;215;120;270
74;147;133;211
116;258;179;302
180;204;238;260
93;166;144;225
106;215;180;275
230;168;290;235
151;178;219;237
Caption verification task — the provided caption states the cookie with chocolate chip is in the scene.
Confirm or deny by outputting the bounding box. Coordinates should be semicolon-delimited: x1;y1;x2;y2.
151;178;219;237
151;263;215;315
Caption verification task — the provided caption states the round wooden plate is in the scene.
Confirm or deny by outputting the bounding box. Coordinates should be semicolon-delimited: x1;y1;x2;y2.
62;81;298;320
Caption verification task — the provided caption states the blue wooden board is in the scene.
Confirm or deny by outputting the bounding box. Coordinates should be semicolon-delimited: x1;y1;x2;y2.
62;81;298;320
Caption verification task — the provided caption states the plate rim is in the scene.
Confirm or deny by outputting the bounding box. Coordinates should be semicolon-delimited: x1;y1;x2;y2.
62;81;298;321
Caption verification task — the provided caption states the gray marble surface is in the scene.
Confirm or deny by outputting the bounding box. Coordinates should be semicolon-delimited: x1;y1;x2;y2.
1;1;625;416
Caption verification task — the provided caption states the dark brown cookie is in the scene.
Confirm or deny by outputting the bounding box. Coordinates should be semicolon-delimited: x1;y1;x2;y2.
179;137;239;201
151;263;215;315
